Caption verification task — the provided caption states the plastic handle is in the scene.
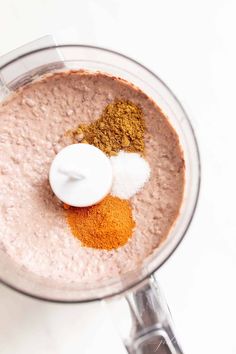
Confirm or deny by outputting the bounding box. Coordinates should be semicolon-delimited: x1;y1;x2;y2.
106;275;184;354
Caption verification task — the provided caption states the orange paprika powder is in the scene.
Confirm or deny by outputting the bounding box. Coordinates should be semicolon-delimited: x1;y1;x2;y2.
64;195;135;250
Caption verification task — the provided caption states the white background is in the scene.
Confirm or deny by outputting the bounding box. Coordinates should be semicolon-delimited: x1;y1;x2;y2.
0;0;236;353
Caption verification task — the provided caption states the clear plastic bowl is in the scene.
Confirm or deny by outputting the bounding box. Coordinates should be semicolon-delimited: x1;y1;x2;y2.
0;43;200;303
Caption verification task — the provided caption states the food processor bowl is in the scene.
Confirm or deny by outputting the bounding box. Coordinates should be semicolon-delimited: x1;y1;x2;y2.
0;36;200;354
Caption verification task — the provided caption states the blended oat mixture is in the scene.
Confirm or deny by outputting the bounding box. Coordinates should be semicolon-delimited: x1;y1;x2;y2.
0;71;184;282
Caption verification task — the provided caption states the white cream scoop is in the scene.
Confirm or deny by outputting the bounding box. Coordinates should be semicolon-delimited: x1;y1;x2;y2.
49;144;113;207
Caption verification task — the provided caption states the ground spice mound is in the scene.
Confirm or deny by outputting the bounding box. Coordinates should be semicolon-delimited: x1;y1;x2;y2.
73;100;145;156
64;195;135;250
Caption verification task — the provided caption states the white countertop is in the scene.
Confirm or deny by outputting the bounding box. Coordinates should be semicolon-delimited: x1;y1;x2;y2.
0;0;235;353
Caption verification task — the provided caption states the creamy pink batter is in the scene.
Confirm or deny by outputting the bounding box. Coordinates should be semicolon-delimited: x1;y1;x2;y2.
0;71;184;283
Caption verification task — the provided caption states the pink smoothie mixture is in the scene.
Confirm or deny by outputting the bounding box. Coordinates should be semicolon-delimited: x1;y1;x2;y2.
0;71;184;283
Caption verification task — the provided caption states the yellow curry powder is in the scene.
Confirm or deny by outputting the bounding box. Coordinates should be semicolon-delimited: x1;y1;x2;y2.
70;100;146;156
64;195;135;250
